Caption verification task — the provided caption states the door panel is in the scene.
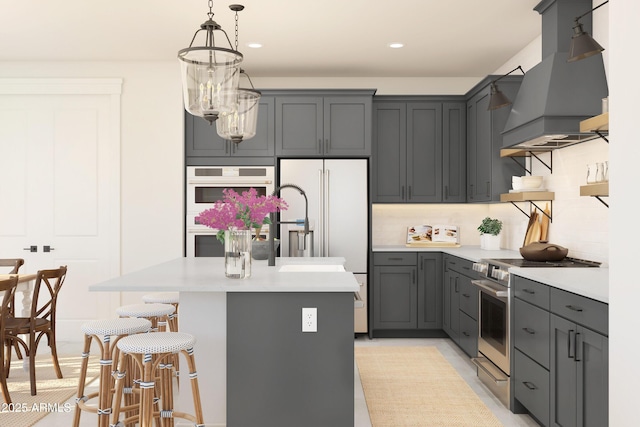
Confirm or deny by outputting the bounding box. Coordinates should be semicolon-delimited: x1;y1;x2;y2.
325;159;367;272
0;90;120;339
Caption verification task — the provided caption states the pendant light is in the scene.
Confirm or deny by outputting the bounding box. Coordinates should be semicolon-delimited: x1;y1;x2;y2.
216;5;261;143
178;0;244;124
568;1;608;63
487;66;525;111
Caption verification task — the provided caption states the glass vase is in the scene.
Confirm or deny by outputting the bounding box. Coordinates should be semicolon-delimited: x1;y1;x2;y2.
224;229;252;279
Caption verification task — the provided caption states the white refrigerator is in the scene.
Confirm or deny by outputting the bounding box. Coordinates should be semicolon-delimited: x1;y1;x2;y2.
279;159;368;333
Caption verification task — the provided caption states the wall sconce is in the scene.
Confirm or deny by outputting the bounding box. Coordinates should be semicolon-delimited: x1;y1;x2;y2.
568;0;608;63
487;66;525;111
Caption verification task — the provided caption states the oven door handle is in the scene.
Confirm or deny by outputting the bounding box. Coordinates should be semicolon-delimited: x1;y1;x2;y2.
471;279;508;298
471;357;508;384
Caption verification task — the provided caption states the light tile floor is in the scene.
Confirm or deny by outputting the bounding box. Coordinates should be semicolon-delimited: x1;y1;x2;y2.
32;338;539;426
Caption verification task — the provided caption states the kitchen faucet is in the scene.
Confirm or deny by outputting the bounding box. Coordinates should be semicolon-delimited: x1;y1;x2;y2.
268;184;309;266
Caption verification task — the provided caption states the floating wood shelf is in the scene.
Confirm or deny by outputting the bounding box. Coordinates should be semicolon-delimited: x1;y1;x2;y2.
580;182;609;197
580;112;609;132
500;191;555;202
500;148;552;158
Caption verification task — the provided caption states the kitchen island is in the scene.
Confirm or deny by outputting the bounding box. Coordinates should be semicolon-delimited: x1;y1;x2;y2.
89;257;359;427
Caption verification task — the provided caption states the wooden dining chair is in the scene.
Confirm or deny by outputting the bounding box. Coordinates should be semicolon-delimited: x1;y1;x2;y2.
0;275;19;404
4;265;67;396
0;258;25;357
0;258;24;275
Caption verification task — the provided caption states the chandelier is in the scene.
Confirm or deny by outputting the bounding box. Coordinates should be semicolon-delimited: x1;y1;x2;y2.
178;1;244;125
215;6;261;143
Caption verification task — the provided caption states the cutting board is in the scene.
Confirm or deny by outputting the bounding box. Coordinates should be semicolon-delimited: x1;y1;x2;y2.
524;210;540;246
539;203;550;241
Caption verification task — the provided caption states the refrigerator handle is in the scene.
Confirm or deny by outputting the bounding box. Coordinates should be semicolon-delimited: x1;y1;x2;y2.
318;168;324;256
325;168;330;257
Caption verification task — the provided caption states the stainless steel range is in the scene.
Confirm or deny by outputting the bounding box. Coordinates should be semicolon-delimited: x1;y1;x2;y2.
469;257;600;409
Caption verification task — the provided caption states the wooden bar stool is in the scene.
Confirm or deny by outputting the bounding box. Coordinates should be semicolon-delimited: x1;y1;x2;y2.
116;303;175;332
142;292;179;332
111;332;204;427
73;317;151;427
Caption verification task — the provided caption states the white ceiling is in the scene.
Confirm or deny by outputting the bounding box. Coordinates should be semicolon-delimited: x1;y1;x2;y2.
0;0;542;78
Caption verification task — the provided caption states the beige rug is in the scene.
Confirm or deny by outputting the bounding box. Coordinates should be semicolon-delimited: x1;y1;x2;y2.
1;354;100;427
355;346;503;427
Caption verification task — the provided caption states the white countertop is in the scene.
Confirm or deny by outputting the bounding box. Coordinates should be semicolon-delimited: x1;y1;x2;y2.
89;257;359;293
373;245;609;304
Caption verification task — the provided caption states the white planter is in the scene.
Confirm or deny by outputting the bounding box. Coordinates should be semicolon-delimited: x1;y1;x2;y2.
480;234;501;250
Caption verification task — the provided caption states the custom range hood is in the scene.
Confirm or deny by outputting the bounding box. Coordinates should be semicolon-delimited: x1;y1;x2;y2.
502;0;608;149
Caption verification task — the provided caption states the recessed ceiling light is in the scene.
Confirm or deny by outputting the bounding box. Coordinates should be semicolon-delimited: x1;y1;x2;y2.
389;42;404;49
247;42;263;49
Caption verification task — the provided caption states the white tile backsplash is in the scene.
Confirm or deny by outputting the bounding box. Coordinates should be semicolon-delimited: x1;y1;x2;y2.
372;137;609;266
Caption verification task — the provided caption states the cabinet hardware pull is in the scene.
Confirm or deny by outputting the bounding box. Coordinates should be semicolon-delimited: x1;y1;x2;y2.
522;327;535;335
565;305;584;312
408;185;412;200
523;381;537;390
23;245;37;252
318;139;322;154
454;277;459;292
568;329;575;359
462;293;470;298
388;257;403;261
463;266;470;270
575;333;582;362
401;186;405;200
469;184;474;199
523;289;535;294
444;185;449;200
462;331;470;337
325;139;329;153
43;245;55;252
225;141;229;154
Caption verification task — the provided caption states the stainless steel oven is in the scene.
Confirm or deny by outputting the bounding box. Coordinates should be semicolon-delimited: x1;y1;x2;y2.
186;166;275;257
471;261;511;409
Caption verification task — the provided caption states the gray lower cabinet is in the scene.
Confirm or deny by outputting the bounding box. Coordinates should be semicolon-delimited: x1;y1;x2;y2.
372;98;466;203
185;96;275;164
466;76;524;202
512;275;608;427
442;266;460;340
550;314;608;427
417;253;443;329
443;255;479;357
371;252;442;333
275;92;373;156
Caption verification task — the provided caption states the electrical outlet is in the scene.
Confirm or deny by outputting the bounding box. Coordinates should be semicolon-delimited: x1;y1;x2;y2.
302;307;317;332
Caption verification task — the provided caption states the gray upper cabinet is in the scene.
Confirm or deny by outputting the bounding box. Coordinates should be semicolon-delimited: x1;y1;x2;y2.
466;76;524;202
185;96;275;165
372;97;466;203
275;91;373;157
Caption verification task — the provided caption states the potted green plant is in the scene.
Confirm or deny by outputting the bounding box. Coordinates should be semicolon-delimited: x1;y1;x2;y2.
477;217;503;250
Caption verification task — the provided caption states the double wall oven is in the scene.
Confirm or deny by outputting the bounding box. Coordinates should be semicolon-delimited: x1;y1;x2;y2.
470;257;600;409
185;166;275;257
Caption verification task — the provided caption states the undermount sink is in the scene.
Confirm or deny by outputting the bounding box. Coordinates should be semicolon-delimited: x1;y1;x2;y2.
278;264;346;273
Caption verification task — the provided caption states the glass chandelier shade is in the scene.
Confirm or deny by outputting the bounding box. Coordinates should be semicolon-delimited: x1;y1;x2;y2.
179;46;243;125
216;87;261;143
178;3;244;125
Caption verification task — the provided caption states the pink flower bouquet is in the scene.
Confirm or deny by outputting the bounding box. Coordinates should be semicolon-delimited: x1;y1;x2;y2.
196;188;288;242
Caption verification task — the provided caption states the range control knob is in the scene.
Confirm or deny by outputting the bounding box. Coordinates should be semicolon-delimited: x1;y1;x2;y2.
472;262;488;274
493;270;510;282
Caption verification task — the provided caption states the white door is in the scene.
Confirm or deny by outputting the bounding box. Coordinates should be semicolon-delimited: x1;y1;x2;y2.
0;79;122;340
